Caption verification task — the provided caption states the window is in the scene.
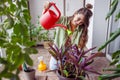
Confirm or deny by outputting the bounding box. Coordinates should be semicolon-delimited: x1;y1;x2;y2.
107;1;120;56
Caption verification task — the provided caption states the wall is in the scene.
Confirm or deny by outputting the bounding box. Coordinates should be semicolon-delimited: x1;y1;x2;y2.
66;0;83;16
29;0;64;25
85;0;95;49
92;0;110;52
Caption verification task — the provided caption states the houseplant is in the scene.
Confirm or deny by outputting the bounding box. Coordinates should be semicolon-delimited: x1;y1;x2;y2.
32;25;53;49
0;0;37;80
98;0;120;79
48;37;101;80
31;16;54;48
31;23;49;45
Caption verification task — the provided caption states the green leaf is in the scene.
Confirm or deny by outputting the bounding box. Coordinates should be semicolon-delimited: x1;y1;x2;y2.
24;54;33;66
115;11;120;21
78;76;85;80
24;47;38;54
110;59;119;65
7;14;14;29
0;38;7;47
106;0;118;19
98;28;120;51
10;3;17;12
11;35;22;44
63;70;69;77
116;64;120;68
0;57;8;64
112;50;120;59
15;10;21;17
10;54;24;71
0;70;15;79
25;41;36;47
21;0;27;7
98;73;120;80
103;68;120;72
13;23;22;35
16;0;21;9
48;49;58;60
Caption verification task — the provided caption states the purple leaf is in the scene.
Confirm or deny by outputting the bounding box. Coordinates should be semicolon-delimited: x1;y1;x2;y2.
84;47;96;55
86;52;101;62
48;44;59;55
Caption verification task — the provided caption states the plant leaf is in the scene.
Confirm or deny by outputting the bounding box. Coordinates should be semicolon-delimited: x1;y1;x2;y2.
24;54;33;66
98;28;120;51
103;68;120;72
86;52;101;62
48;49;58;60
99;73;120;80
112;50;120;59
110;59;119;65
63;70;69;77
84;47;96;55
106;0;118;19
115;10;120;21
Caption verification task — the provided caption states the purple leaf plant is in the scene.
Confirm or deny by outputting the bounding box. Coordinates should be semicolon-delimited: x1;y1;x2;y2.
48;37;102;79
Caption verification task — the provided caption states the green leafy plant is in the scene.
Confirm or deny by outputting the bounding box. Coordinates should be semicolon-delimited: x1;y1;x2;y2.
30;16;52;44
0;0;37;80
48;37;101;80
31;24;50;42
98;0;120;80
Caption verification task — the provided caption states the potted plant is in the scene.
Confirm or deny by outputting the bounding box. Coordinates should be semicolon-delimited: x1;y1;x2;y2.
48;37;101;80
31;24;46;45
0;0;37;80
98;0;120;79
31;20;54;48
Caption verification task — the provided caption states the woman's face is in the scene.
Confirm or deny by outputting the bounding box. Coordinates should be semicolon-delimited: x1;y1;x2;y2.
72;13;85;26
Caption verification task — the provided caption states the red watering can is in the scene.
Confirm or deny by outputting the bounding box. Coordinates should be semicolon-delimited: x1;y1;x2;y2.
40;2;68;30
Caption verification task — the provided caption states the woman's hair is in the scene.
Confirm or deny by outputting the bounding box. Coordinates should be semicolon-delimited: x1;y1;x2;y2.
69;3;93;49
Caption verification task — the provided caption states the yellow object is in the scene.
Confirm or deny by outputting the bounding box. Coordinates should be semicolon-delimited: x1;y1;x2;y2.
38;60;47;71
67;29;72;35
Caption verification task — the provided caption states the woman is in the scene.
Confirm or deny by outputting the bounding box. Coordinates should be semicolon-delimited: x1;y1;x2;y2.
43;1;93;70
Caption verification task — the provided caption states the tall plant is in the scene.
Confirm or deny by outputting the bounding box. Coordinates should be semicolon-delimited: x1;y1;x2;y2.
0;0;37;80
98;0;120;79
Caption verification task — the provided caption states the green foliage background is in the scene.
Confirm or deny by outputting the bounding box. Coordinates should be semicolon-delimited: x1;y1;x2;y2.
0;0;37;80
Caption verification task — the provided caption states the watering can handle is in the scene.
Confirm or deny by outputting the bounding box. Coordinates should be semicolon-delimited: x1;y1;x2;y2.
43;2;61;19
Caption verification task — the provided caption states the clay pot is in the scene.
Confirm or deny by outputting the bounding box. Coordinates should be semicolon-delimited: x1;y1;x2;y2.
56;70;83;80
24;68;36;80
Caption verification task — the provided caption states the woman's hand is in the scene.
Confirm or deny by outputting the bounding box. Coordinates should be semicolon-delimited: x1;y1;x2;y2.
42;1;53;14
43;1;52;10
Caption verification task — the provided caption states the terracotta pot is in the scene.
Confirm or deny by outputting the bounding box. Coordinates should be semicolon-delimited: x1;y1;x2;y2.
24;69;36;80
56;70;83;80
